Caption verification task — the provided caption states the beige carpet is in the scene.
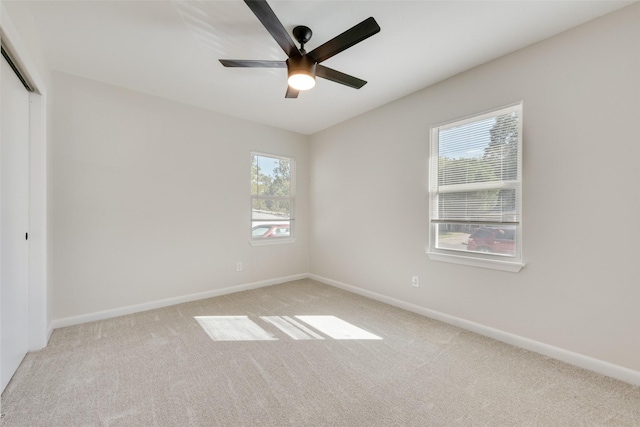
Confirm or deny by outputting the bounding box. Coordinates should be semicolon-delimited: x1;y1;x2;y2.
1;279;639;426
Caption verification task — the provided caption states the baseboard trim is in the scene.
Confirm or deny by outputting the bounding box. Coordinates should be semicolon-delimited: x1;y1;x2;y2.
51;274;307;329
308;274;640;387
46;323;54;343
49;272;640;386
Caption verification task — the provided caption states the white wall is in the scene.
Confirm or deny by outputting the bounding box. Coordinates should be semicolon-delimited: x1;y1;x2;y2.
52;72;309;320
310;3;640;373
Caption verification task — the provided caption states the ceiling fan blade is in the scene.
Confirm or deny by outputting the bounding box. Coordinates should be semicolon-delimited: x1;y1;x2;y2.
285;86;299;98
307;17;380;64
219;59;286;68
244;0;300;58
316;65;367;89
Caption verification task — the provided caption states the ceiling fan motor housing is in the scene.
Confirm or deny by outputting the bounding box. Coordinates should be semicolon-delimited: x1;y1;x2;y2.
286;55;317;77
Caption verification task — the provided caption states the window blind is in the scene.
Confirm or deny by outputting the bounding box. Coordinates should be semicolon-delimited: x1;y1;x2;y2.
431;104;521;224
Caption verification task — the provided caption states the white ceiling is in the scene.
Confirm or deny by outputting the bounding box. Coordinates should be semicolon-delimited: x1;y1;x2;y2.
9;0;635;135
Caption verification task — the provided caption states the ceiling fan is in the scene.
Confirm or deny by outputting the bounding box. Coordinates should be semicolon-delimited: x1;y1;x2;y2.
219;0;381;98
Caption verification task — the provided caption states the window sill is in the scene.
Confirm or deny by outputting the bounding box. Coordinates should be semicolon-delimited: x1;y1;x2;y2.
249;237;296;247
427;251;525;273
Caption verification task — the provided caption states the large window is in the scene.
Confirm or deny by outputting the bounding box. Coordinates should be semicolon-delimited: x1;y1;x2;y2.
250;152;295;245
428;103;524;271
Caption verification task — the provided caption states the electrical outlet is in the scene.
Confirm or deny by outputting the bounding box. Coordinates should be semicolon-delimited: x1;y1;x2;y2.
236;262;243;272
412;276;419;287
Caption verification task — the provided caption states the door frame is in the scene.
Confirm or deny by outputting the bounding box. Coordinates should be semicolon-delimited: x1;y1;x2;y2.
1;4;50;355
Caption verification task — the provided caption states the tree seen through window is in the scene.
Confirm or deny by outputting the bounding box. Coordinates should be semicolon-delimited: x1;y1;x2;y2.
251;153;294;240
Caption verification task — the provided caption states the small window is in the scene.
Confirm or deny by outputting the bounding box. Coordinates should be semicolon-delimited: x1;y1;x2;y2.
250;152;295;245
428;103;524;271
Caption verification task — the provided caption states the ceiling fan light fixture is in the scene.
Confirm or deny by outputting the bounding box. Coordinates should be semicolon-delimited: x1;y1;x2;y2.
288;72;315;90
287;56;317;91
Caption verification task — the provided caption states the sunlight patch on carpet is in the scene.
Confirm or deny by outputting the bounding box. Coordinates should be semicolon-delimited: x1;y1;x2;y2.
295;315;382;340
261;316;325;340
195;315;382;341
195;316;276;341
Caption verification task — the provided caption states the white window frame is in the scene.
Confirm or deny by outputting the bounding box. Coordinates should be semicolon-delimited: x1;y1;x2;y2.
427;103;525;272
249;152;296;246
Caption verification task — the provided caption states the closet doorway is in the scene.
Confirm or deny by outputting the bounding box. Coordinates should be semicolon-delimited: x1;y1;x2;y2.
1;52;31;392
